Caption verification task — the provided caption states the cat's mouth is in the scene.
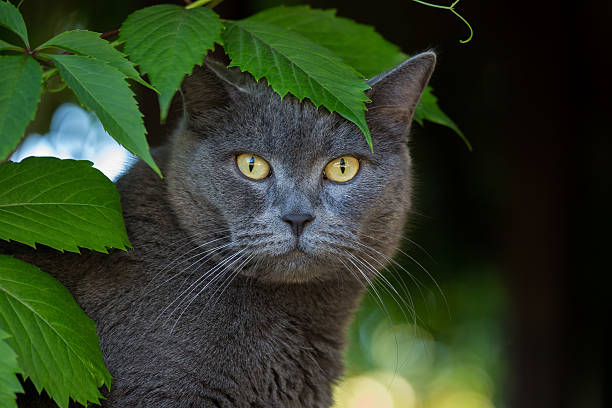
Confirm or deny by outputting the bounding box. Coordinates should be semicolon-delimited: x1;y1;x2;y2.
275;241;311;261
286;246;308;257
287;237;321;259
239;239;326;282
233;230;342;281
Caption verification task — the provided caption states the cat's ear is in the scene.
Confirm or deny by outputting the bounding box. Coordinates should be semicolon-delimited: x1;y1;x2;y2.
181;58;251;117
202;58;253;94
365;51;436;135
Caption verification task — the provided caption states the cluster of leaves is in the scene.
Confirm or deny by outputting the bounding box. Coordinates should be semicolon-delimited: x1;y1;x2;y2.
0;158;127;407
0;0;467;406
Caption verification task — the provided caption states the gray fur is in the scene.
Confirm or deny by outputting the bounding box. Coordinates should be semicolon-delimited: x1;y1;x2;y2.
9;51;436;407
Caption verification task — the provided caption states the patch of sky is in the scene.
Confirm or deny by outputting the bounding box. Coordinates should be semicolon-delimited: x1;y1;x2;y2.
10;103;134;181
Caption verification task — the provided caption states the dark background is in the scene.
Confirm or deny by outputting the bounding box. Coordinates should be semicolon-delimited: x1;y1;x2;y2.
18;1;608;407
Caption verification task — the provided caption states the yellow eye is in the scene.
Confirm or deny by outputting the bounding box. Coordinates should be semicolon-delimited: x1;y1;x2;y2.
324;156;359;183
236;153;271;180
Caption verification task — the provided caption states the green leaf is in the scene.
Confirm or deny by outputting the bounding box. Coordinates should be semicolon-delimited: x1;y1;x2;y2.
0;157;131;253
38;29;154;91
415;87;471;150
0;38;22;51
0;328;22;408
246;6;469;147
222;20;372;148
120;4;223;120
0;38;11;49
47;53;160;174
0;55;42;161
0;1;28;48
0;255;111;408
247;5;405;78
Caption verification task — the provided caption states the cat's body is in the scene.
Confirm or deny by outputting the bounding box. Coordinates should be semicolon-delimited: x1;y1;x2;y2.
10;52;436;407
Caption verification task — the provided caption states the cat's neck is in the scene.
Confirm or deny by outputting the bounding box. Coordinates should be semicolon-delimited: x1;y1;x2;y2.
243;276;364;336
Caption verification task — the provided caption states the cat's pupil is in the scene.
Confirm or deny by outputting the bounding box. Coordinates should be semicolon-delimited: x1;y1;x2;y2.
248;156;255;172
339;157;346;174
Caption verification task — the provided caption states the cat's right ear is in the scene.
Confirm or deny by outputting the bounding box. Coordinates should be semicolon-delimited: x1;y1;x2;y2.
365;51;436;136
181;58;251;118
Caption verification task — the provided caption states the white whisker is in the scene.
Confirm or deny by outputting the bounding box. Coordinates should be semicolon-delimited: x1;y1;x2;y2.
154;247;246;324
360;232;448;315
169;250;251;333
141;233;231;294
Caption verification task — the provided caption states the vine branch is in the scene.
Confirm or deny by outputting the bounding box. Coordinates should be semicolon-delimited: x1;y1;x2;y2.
100;28;120;40
410;0;473;43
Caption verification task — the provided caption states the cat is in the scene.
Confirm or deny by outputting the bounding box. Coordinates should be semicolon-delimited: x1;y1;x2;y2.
10;51;436;407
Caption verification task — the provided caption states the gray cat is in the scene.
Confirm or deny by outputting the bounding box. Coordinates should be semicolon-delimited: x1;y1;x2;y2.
11;51;436;407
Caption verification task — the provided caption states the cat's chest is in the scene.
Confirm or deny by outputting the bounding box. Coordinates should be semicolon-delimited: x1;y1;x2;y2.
95;278;348;408
198;321;340;407
191;292;343;407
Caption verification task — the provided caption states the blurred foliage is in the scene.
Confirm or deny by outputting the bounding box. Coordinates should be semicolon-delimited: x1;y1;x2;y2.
334;241;507;407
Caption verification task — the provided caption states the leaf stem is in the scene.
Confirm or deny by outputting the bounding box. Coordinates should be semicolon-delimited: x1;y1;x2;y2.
43;80;67;93
185;0;213;9
185;0;225;9
1;44;26;53
42;67;67;92
42;67;58;80
410;0;473;43
33;53;53;63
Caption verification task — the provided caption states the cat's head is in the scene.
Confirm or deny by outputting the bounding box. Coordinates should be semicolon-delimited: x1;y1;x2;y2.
166;52;435;283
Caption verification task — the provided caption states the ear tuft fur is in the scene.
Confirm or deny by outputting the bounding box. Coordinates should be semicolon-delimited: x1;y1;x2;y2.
202;59;253;94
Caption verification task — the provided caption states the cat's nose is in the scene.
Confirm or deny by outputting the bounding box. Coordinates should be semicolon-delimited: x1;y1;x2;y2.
281;213;314;237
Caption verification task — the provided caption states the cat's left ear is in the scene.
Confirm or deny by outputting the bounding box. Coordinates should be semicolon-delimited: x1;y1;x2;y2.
181;58;253;118
366;51;436;135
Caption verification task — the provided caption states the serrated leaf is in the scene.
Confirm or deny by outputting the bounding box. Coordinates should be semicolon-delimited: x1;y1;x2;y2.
223;20;372;148
47;53;160;174
0;55;42;161
38;29;154;91
0;328;23;408
120;4;223;120
0;255;111;408
248;5;406;78
415;86;471;150
0;157;131;253
0;1;28;48
247;6;468;147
